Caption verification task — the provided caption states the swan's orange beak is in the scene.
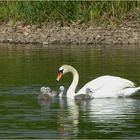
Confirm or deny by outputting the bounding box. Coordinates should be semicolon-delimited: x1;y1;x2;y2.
57;72;63;81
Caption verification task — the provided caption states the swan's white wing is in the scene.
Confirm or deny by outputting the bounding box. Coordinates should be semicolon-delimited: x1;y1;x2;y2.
117;87;140;97
77;75;135;95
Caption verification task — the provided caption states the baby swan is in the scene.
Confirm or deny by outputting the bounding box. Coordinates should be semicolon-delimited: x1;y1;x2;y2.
38;86;66;101
75;88;93;100
38;86;57;101
40;87;50;94
58;86;65;97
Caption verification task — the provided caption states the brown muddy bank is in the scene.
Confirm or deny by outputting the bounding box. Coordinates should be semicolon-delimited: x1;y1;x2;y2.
0;21;140;45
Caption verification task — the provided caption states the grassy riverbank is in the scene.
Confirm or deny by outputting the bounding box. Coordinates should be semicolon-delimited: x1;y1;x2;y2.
0;1;140;26
0;1;140;45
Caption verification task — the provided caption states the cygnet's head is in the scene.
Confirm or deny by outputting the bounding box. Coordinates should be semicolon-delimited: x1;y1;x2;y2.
59;86;65;91
40;86;51;94
40;87;46;93
86;88;92;94
46;87;51;93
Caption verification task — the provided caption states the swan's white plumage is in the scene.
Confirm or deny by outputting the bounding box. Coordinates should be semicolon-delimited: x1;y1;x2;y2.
57;65;140;99
76;75;136;98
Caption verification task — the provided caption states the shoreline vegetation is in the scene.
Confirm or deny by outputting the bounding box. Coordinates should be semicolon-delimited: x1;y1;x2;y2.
0;1;140;45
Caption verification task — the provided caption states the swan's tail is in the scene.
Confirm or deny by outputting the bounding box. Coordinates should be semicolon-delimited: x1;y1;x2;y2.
118;87;140;97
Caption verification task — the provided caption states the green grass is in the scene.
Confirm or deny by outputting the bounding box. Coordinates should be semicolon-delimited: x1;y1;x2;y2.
0;1;140;25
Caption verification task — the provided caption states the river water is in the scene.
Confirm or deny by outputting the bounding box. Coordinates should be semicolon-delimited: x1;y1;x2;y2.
0;43;140;139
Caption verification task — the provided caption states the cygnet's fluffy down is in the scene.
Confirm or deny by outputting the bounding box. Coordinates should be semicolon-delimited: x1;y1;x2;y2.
38;86;65;101
58;86;65;97
74;88;93;100
38;87;53;101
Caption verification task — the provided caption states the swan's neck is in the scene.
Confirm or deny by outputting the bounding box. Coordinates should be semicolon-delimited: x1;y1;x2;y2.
67;67;79;98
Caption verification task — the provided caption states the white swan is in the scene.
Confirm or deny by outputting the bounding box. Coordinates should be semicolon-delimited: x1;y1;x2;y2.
56;65;140;99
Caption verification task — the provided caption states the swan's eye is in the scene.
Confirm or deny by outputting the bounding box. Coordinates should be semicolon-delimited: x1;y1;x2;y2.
59;69;64;73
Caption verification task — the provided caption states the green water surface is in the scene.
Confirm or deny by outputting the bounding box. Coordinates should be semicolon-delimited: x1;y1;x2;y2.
0;43;140;139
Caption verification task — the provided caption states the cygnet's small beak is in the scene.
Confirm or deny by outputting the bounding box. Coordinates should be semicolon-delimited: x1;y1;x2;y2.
56;72;63;81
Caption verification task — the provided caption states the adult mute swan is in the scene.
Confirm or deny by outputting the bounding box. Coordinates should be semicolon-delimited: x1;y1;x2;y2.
56;65;140;99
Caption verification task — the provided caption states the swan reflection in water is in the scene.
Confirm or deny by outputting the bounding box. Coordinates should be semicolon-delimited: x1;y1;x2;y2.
38;95;140;138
